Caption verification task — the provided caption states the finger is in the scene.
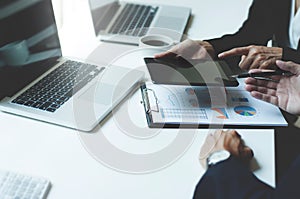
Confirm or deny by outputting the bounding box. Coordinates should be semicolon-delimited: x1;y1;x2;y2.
228;130;241;138
218;46;251;58
276;60;300;75
239;54;255;70
212;129;224;141
260;58;277;69
250;91;279;106
244;83;256;92
244;77;279;89
247;56;264;70
248;69;274;73
203;131;219;148
154;51;177;59
199;133;215;157
239;55;246;65
199;132;218;162
224;133;242;156
245;84;277;96
237;139;253;159
240;146;254;159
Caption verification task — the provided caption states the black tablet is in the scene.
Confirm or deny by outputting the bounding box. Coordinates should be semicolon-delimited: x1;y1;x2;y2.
144;57;239;87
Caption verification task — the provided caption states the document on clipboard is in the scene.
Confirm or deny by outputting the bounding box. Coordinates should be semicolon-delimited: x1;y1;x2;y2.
140;82;288;128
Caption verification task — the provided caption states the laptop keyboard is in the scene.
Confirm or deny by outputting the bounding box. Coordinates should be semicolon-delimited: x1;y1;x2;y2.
109;3;158;37
12;60;104;113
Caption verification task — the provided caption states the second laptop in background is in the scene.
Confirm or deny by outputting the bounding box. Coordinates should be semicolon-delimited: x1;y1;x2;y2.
88;0;191;45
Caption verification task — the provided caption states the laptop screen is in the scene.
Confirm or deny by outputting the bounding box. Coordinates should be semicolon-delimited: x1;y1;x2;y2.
89;0;119;34
0;0;61;99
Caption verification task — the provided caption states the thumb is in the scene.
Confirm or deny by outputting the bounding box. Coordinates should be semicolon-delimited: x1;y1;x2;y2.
241;146;254;160
276;60;300;75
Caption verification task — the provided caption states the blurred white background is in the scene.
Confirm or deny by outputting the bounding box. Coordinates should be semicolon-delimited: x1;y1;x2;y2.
51;0;253;58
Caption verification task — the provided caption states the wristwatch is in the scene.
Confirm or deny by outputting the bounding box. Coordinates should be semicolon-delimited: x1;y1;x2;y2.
207;150;231;168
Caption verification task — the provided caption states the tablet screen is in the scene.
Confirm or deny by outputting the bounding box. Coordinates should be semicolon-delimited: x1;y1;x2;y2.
144;57;239;87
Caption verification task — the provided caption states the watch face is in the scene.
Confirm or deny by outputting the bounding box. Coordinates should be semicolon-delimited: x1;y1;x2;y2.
207;150;230;167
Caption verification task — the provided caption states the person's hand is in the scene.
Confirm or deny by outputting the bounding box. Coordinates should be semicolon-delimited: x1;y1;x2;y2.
199;130;253;169
154;39;215;61
218;45;283;70
245;60;300;115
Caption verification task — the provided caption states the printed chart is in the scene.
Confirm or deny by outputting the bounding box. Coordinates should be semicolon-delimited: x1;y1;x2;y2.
212;108;229;119
234;106;257;116
142;82;287;127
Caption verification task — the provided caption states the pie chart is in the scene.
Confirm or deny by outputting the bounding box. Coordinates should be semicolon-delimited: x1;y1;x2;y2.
234;106;256;116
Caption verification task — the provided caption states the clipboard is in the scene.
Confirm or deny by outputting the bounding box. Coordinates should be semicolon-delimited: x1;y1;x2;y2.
140;82;288;129
141;83;202;128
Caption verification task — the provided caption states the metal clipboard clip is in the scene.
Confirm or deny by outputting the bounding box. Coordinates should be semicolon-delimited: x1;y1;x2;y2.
142;88;159;113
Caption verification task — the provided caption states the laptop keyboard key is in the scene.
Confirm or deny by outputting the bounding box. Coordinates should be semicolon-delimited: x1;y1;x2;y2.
31;102;43;108
39;102;52;110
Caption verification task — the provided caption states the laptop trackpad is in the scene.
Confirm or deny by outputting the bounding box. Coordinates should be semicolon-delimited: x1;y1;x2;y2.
155;16;185;31
78;83;123;105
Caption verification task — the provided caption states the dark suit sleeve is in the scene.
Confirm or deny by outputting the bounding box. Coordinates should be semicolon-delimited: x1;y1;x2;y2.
205;0;300;66
207;0;273;56
282;47;300;64
193;155;300;199
193;157;274;199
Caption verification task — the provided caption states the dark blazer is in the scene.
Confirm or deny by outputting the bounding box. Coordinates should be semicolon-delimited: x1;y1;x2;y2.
207;0;300;66
193;156;300;199
207;0;300;180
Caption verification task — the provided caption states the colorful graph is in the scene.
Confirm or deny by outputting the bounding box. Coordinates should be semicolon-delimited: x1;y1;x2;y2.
234;106;256;116
212;108;229;119
185;88;195;95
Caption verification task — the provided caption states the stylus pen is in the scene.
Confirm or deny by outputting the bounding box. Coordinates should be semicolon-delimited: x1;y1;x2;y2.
231;70;294;78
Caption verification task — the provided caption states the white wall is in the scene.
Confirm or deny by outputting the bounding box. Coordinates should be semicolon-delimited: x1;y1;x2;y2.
127;0;253;39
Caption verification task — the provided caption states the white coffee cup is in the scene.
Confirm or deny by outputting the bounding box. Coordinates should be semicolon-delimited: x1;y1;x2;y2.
139;34;175;49
0;40;30;66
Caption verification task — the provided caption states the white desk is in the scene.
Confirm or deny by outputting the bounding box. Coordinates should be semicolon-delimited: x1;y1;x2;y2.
0;0;276;198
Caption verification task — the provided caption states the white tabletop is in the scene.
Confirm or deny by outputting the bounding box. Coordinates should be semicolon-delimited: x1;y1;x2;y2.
0;0;276;198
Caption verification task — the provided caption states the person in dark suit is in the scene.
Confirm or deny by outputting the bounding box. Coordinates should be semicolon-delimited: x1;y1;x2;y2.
193;60;300;199
155;0;300;183
156;0;300;70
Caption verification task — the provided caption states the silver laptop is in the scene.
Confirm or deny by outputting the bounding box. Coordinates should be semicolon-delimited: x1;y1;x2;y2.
89;0;191;45
0;0;144;132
